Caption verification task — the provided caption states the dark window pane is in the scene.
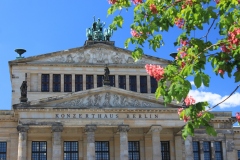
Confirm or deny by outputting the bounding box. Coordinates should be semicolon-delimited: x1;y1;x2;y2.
0;142;7;160
64;74;72;92
64;141;78;160
238;150;240;160
32;141;47;160
75;75;83;92
97;75;103;87
41;74;49;92
215;142;222;160
161;141;170;160
128;141;140;160
109;75;115;87
140;76;147;93
203;141;211;160
86;75;94;90
53;74;61;92
95;141;109;160
151;77;158;93
129;76;137;92
119;75;126;89
192;141;200;160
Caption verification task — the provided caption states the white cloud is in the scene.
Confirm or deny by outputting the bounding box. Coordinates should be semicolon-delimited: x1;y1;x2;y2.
189;90;240;109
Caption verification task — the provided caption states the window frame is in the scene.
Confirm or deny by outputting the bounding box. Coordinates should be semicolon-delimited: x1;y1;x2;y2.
119;75;126;89
140;76;147;93
129;75;137;92
109;75;115;87
192;141;200;160
75;75;83;92
203;141;211;160
31;141;47;160
53;74;61;92
41;74;49;92
161;141;170;160
128;141;140;160
64;74;72;92
63;141;78;160
215;141;223;160
95;141;110;160
0;142;7;160
86;75;94;90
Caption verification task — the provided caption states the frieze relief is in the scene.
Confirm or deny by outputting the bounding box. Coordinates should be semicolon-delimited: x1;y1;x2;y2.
51;92;162;108
33;48;161;64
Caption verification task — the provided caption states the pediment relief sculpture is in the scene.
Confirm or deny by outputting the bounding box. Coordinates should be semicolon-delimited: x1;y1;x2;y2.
51;92;164;108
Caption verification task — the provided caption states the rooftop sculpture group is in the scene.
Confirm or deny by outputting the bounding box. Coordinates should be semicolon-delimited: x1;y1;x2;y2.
86;17;113;41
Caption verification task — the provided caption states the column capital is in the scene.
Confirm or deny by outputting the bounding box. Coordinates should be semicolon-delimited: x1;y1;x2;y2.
118;125;130;132
52;125;63;132
85;124;97;132
149;125;162;133
17;125;29;132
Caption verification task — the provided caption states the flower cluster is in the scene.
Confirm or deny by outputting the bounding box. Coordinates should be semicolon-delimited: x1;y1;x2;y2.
150;4;158;14
220;45;230;53
145;64;164;81
132;0;143;5
181;0;193;9
218;69;225;75
184;96;196;106
236;112;240;123
130;29;140;38
108;0;117;4
228;28;240;49
175;18;185;28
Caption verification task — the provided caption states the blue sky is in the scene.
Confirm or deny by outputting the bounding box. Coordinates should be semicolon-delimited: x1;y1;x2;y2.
0;1;239;115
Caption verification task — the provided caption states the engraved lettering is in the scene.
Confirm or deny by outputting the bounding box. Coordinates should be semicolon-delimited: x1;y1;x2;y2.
116;114;118;118
133;114;136;118
98;114;101;118
145;114;148;118
139;114;142;118
150;114;152;118
67;114;70;118
79;114;82;118
86;114;88;118
155;114;158;118
110;114;113;118
92;114;95;118
127;114;129;118
56;114;59;118
61;114;65;118
104;114;108;118
73;114;76;118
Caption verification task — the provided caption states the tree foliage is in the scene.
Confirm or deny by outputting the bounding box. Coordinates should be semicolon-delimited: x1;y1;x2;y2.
107;0;240;139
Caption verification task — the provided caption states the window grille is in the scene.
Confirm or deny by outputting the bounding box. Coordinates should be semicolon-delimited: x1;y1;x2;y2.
203;141;211;160
53;74;61;92
128;141;140;160
192;141;200;160
119;75;126;89
129;76;137;92
86;75;94;90
75;75;83;91
161;141;170;160
237;150;240;160
95;141;109;160
140;76;147;93
109;75;115;87
64;141;78;160
64;74;72;92
215;142;223;160
41;74;49;92
32;141;47;160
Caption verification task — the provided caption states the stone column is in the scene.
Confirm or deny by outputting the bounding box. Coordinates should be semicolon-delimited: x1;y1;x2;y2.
118;125;130;160
17;125;29;160
150;125;162;160
52;125;63;160
126;75;129;91
85;125;97;160
185;135;193;160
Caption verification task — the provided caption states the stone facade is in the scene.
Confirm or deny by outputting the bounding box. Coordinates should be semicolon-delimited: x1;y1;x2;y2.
0;41;239;160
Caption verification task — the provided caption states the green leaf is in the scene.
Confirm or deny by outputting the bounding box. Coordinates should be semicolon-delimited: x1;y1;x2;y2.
194;73;202;88
234;71;240;82
202;73;210;87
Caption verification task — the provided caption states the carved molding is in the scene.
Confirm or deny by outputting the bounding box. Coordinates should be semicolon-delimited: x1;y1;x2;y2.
85;125;97;132
53;92;161;108
118;125;130;132
17;125;29;132
52;125;63;132
150;125;162;133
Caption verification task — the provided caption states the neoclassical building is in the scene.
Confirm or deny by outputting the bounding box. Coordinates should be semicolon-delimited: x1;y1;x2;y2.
1;26;240;160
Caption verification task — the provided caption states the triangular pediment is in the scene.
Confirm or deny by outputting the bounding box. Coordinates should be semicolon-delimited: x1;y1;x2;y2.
13;87;180;109
9;42;170;66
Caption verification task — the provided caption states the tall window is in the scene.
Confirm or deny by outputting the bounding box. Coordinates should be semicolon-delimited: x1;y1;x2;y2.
129;76;137;92
75;75;83;92
161;141;170;160
215;142;223;160
95;141;109;160
151;77;158;93
128;141;140;160
238;150;240;160
53;74;61;92
41;74;49;92
192;141;200;160
109;75;115;87
119;75;126;89
97;75;104;87
0;142;7;160
32;141;47;160
64;74;72;92
86;75;94;90
64;141;78;160
203;141;211;160
140;76;147;93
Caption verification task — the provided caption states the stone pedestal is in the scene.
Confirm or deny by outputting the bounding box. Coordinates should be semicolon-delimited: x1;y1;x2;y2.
17;125;29;160
52;125;63;160
85;125;97;160
118;125;130;160
185;135;193;160
150;125;162;160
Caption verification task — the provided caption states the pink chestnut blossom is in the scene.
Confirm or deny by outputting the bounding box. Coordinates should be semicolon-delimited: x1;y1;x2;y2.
184;96;196;106
130;29;140;38
132;0;143;5
178;108;184;115
108;0;117;4
145;64;164;81
236;112;240;122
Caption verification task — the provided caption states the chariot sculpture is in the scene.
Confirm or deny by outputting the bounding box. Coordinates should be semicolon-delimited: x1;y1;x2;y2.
86;17;113;41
